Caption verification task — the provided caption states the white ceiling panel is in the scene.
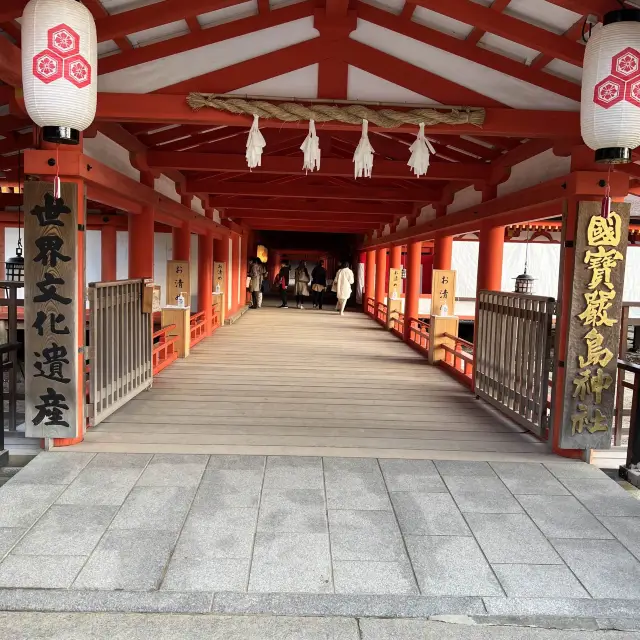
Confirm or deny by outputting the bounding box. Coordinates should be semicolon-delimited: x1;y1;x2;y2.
478;33;539;65
234;64;319;98
99;0;163;14
347;66;440;103
504;0;582;35
359;0;405;15
98;17;317;93
198;1;258;27
98;40;120;57
544;59;582;84
411;7;474;39
269;0;311;8
127;19;189;47
351;20;579;110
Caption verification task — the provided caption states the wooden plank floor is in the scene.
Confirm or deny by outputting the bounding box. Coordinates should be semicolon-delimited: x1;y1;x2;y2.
72;303;562;461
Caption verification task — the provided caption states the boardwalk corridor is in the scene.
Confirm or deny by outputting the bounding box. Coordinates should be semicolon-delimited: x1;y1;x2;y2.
74;304;551;461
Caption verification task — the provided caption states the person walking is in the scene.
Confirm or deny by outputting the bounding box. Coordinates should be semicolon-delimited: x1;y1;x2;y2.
248;258;264;309
334;261;354;316
256;259;268;308
294;260;311;309
276;259;290;308
311;260;327;310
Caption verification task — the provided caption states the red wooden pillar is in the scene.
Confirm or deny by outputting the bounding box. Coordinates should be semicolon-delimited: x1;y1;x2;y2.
240;233;249;307
433;236;453;270
101;224;117;282
374;247;387;307
365;250;375;305
404;240;422;342
198;232;213;332
389;245;402;269
128;207;154;279
229;233;239;314
173;224;191;261
214;235;229;315
476;224;505;292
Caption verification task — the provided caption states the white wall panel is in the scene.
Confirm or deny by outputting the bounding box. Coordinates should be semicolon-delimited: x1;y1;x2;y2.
236;65;318;99
84;133;140;181
347;66;437;103
497;149;570;198
448;185;482;214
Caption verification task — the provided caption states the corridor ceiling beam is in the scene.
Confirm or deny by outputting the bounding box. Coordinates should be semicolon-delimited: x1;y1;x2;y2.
414;0;585;66
0;36;21;87
213;197;411;215
96;95;581;138
545;0;621;18
150;152;493;180
187;182;439;202
356;4;581;102
228;209;395;223
98;2;314;74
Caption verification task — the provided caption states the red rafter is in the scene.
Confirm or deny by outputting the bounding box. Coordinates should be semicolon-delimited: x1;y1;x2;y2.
356;4;581;102
531;19;584;70
413;0;585;66
465;0;510;45
82;0;132;51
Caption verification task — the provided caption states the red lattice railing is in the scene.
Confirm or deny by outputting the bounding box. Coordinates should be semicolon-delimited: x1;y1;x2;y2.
376;302;388;326
153;324;178;375
390;312;404;339
190;311;207;348
440;333;474;389
366;297;375;317
212;303;221;332
407;317;430;355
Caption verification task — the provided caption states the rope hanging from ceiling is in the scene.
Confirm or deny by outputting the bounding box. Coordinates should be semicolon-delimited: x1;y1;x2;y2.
186;93;485;129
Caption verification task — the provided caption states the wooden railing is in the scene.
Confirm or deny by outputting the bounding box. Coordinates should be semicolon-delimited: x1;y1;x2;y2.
87;279;153;426
390;312;404;339
376;302;388;326
617;360;640;472
212;302;221;331
0;282;22;435
190;311;207;347
440;333;474;388
407;318;430;355
366;297;375;317
152;324;178;375
475;290;555;438
614;303;640;446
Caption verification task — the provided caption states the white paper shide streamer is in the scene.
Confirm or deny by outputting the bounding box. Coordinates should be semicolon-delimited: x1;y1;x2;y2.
408;122;436;177
353;119;375;178
245;114;266;169
300;119;321;173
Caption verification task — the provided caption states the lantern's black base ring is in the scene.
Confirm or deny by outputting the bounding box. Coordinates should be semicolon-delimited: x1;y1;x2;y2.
595;147;631;164
604;9;640;25
42;126;80;146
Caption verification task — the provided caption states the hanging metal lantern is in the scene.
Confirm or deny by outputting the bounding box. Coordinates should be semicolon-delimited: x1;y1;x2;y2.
514;270;535;295
5;242;24;283
21;0;97;145
581;9;640;163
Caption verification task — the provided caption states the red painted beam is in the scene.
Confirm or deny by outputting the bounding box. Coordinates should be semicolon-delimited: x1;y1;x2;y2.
212;197;412;215
187;182;439;202
531;19;584;71
357;6;581;101
158;39;331;95
0;0;26;22
228;209;395;223
344;40;507;107
151;151;493;180
98;2;314;74
544;0;619;19
242;220;372;232
96;0;246;43
0;36;21;86
465;0;510;45
414;0;585;66
95;94;581;138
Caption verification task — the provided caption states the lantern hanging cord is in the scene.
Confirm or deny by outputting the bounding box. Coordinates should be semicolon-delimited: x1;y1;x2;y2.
524;227;531;275
187;94;485;129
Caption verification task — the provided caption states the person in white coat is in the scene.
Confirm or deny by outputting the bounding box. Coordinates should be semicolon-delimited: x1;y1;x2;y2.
334;261;354;316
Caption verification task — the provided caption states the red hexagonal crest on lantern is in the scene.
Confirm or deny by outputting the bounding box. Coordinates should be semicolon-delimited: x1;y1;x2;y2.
626;77;640;108
47;24;80;58
32;49;63;84
63;55;91;88
593;75;625;108
611;47;640;80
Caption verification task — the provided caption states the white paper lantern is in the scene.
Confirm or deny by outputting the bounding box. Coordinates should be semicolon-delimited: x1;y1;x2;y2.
21;0;97;145
581;10;640;163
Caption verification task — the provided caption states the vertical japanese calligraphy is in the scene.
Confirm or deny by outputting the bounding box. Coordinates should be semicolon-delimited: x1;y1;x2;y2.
24;182;79;438
166;260;190;307
431;269;457;317
560;202;630;450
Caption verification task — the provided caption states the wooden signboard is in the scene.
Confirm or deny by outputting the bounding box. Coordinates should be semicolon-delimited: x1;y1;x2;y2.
388;268;402;301
24;182;80;438
559;202;630;450
214;261;225;294
431;269;456;316
166;260;190;306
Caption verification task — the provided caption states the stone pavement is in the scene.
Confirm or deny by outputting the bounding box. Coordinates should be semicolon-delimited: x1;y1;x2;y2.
0;613;639;640
0;452;640;621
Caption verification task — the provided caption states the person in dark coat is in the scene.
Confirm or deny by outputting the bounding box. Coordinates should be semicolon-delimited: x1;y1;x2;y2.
276;260;290;308
311;260;327;310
